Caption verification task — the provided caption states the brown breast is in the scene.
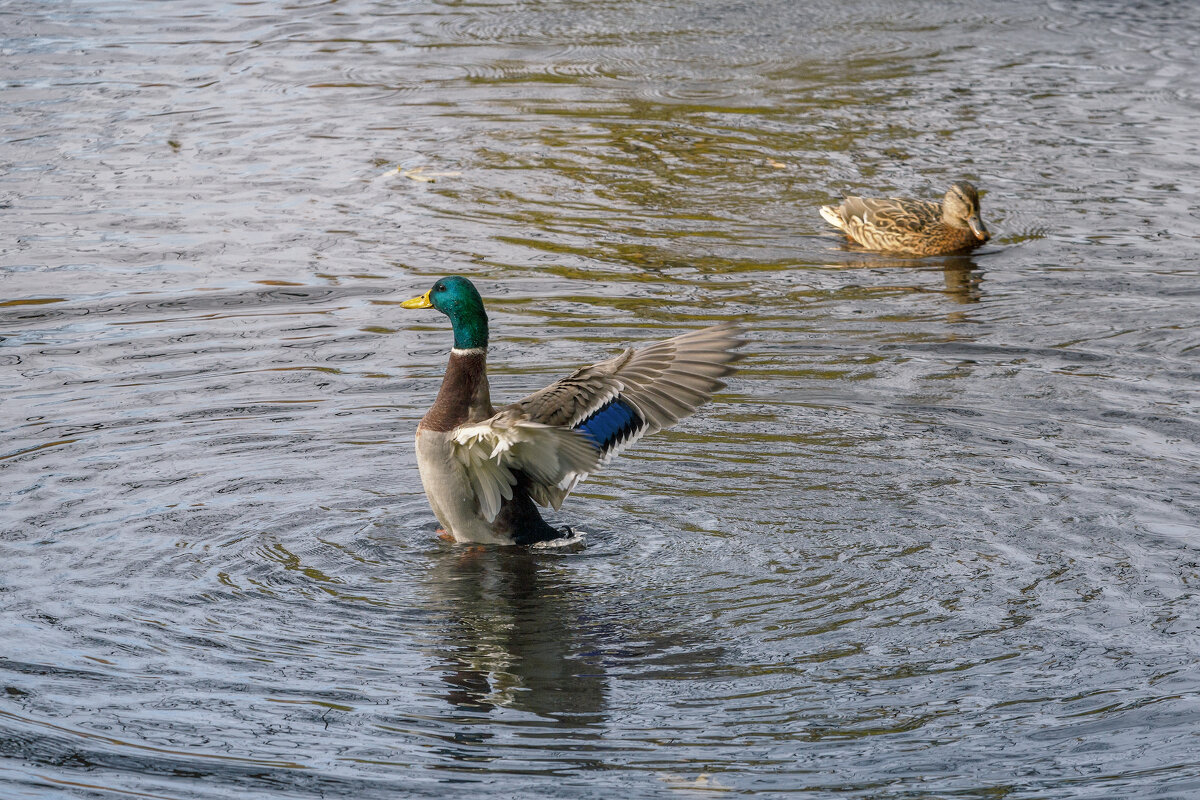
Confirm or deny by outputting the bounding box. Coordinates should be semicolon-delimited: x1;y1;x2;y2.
418;350;492;432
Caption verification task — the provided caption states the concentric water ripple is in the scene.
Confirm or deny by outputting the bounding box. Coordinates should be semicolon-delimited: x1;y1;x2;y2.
4;0;1200;798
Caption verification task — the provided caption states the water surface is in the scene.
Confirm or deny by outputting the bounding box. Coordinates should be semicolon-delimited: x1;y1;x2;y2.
3;1;1200;797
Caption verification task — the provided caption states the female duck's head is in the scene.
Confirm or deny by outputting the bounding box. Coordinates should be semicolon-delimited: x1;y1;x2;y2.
401;275;489;350
942;181;990;242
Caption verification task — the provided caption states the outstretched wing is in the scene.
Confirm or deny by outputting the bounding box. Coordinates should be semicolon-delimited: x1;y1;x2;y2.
510;322;745;505
450;409;603;523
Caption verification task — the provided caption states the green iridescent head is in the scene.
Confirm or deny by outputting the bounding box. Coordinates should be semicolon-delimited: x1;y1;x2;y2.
401;275;489;350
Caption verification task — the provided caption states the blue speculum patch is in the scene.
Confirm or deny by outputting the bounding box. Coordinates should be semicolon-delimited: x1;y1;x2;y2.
576;398;643;451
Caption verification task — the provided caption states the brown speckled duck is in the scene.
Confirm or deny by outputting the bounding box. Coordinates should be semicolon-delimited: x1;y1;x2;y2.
820;181;990;256
401;276;744;545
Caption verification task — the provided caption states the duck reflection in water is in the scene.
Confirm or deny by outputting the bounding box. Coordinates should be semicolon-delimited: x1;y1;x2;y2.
938;255;984;305
834;253;985;306
424;545;607;723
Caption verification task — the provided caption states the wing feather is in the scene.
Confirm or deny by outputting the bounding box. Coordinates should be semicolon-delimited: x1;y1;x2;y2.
508;322;744;496
451;410;602;521
831;195;942;239
452;323;743;516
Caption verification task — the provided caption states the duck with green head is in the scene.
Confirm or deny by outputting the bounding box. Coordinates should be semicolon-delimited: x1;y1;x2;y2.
820;181;991;256
401;276;744;545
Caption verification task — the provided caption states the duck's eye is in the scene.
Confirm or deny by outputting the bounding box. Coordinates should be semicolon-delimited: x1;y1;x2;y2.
435;282;446;292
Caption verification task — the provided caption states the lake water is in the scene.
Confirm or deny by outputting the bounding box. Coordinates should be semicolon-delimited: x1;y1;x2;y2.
3;1;1200;797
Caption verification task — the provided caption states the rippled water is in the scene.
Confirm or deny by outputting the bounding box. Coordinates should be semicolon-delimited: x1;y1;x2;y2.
4;0;1200;797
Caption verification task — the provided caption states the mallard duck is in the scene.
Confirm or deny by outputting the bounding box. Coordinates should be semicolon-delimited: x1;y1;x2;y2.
401;276;744;545
820;181;990;256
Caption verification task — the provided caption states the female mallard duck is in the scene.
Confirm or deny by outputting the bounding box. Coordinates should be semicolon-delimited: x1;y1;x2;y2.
819;181;990;256
401;276;744;545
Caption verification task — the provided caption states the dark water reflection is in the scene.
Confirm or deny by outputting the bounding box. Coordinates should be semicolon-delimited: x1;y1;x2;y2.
424;548;609;722
4;0;1200;797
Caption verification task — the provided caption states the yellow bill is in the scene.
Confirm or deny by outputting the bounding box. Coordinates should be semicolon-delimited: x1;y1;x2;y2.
401;290;432;309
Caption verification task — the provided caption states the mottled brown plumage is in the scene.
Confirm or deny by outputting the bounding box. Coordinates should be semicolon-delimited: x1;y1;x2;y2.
820;181;991;256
